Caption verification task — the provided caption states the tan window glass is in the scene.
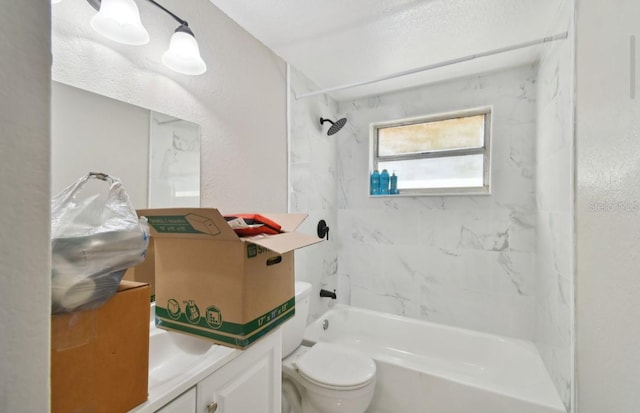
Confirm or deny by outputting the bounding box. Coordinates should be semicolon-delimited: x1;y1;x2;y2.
377;114;485;157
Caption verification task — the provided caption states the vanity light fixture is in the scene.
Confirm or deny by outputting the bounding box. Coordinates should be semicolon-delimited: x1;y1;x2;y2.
87;0;207;75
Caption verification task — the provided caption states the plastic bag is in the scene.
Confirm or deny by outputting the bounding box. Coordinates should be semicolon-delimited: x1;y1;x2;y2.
51;172;149;314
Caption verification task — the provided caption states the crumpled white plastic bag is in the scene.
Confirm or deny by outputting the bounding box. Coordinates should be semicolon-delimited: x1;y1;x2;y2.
51;172;149;314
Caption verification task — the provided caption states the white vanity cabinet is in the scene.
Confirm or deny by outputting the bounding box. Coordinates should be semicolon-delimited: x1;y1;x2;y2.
135;329;282;413
196;331;282;413
155;387;196;413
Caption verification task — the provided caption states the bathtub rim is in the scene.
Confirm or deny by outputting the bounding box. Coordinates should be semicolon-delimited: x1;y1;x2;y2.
303;304;566;412
306;304;537;349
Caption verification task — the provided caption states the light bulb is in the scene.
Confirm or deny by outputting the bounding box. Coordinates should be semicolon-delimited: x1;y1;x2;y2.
90;0;149;45
162;25;207;76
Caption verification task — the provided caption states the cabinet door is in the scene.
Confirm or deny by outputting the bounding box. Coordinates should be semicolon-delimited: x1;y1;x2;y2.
156;387;196;413
197;330;282;413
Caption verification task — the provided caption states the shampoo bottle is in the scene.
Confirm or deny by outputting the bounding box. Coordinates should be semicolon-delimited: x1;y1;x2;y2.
380;169;390;195
390;171;399;194
370;170;380;195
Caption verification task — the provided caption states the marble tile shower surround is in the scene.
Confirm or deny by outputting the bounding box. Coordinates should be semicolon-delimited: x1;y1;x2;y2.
288;24;573;412
288;67;341;321
534;0;575;410
333;64;538;340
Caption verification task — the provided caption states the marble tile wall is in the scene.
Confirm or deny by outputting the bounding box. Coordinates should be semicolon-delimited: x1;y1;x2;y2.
534;0;575;410
334;64;539;339
288;66;341;321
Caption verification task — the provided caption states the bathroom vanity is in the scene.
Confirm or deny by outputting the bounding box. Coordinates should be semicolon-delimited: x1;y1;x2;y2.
129;315;282;413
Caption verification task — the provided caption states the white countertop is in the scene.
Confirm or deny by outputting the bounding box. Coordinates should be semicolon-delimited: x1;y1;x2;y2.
127;308;241;412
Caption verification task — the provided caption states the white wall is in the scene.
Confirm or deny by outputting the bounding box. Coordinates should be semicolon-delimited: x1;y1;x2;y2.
52;0;288;213
0;3;51;412
576;0;640;411
534;1;575;410
51;82;150;208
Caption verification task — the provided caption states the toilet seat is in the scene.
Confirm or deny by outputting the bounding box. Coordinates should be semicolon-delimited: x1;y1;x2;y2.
295;342;376;390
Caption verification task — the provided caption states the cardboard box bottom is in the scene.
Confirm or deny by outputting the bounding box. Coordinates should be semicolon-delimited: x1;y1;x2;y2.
51;281;150;413
156;297;295;349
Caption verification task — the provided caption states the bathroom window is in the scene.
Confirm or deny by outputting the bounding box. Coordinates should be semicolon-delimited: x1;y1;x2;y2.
370;107;491;196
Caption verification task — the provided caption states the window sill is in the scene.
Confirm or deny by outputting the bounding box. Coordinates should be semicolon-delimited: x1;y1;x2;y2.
369;186;490;197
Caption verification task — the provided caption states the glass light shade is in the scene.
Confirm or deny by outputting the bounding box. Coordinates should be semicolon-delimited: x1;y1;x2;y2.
90;0;150;45
51;0;63;4
162;31;207;75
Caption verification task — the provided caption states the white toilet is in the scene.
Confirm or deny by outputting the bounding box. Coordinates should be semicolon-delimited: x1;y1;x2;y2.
281;282;376;413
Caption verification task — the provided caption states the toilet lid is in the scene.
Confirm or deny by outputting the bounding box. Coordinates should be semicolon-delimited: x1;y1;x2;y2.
295;342;376;388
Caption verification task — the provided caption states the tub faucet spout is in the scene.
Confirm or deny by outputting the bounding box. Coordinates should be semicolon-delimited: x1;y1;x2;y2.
320;289;337;299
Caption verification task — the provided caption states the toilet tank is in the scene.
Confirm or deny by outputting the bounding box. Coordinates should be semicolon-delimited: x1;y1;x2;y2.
281;281;312;358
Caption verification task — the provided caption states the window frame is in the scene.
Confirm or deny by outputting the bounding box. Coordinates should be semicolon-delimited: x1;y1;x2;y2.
369;106;492;197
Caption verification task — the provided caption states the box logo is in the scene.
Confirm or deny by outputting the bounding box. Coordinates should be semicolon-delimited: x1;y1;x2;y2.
205;306;223;329
167;299;181;320
184;300;201;324
247;243;269;259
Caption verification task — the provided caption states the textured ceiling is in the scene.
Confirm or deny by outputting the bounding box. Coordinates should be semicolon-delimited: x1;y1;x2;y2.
209;0;565;100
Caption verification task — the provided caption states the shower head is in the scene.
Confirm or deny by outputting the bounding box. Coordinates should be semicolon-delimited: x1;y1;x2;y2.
320;117;347;136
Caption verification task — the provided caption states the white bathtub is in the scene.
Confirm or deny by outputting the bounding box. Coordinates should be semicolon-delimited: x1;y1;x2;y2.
303;305;566;413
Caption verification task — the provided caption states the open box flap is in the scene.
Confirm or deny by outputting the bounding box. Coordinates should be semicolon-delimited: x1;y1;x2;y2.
245;232;322;255
117;280;149;292
258;213;309;232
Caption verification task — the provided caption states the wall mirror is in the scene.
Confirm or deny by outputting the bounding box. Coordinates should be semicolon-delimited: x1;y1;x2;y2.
51;81;201;209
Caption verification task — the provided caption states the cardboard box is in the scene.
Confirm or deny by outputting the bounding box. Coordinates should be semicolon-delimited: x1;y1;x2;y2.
124;238;156;302
51;281;150;413
139;208;321;349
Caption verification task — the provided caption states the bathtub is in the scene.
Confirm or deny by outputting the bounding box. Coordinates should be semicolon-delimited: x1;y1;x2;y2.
303;305;566;413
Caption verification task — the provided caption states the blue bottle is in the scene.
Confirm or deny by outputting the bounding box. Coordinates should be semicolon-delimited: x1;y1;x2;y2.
379;169;390;195
370;170;380;195
390;172;399;194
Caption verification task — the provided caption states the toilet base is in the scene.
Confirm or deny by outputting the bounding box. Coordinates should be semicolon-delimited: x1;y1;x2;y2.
282;346;375;413
282;374;375;413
